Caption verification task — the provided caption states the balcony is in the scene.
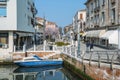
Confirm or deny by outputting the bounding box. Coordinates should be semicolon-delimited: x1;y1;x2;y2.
94;6;100;13
31;6;37;15
111;19;115;24
102;1;105;6
87;13;89;17
111;0;115;4
94;23;99;28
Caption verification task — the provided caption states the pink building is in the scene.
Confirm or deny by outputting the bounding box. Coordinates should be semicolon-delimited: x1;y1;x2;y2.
45;21;59;39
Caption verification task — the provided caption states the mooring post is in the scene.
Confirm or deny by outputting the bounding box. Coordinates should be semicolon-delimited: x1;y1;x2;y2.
84;65;86;73
110;53;115;70
70;45;72;56
98;52;101;68
89;52;93;66
14;45;16;52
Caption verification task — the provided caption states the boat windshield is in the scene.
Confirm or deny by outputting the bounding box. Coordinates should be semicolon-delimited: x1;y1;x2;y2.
33;55;43;60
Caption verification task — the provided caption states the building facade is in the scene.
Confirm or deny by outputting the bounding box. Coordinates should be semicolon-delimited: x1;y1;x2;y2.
72;9;86;42
0;0;37;54
73;9;86;34
85;0;119;48
35;17;45;44
63;24;73;42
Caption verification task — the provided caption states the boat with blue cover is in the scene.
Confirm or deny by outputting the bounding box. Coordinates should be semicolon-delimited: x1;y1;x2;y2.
14;55;63;67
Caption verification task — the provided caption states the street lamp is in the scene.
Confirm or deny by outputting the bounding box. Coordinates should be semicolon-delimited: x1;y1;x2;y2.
118;11;120;50
43;17;46;41
77;20;81;57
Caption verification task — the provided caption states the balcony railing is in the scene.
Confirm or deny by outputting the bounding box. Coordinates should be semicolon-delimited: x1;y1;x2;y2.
111;0;115;4
31;6;37;15
111;19;115;24
94;6;100;13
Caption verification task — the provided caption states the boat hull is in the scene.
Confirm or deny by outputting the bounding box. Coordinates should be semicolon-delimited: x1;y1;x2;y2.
14;60;63;67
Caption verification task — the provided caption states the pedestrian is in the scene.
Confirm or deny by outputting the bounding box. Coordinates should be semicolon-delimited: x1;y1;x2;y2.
86;40;90;52
20;40;24;49
90;41;94;51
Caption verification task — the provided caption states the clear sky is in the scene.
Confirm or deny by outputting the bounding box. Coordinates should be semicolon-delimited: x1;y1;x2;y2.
35;0;87;27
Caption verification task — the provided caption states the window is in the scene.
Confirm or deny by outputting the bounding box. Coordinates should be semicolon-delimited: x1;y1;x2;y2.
80;14;83;19
97;14;99;24
103;0;105;6
102;12;105;24
28;16;31;26
0;7;6;17
91;3;93;13
0;33;8;48
111;8;115;23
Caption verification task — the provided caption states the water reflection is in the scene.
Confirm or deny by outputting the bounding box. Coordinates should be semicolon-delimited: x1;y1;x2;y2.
13;65;70;80
0;65;81;80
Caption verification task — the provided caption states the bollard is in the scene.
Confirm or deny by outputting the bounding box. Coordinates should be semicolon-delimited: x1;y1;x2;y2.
23;44;26;52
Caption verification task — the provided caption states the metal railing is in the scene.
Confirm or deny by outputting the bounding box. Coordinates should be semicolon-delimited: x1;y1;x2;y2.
13;44;120;69
61;45;120;69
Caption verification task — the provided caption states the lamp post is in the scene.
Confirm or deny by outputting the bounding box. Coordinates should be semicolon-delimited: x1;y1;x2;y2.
33;25;37;51
77;20;81;57
43;17;46;41
118;13;120;50
43;17;46;51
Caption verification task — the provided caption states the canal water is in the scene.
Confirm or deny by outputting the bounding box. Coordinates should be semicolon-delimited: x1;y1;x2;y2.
0;65;82;80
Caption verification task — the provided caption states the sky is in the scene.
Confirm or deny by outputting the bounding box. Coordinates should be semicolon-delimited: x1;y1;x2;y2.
35;0;87;28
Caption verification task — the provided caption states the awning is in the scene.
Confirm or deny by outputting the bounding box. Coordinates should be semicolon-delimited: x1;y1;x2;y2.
86;30;105;37
100;30;118;44
16;32;33;37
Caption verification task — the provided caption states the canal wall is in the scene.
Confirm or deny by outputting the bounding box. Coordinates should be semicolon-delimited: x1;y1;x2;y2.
12;52;56;61
0;51;56;63
61;54;120;80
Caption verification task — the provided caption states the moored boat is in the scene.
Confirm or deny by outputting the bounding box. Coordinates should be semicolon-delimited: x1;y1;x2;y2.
14;55;63;67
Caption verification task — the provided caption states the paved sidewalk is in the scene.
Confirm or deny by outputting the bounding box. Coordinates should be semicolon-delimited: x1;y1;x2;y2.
80;42;117;52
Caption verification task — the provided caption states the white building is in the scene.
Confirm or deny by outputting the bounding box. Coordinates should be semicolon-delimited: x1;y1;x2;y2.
0;0;37;54
73;9;86;36
85;0;119;49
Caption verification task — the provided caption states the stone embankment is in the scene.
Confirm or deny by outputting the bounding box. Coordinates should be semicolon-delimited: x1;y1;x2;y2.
61;54;120;80
12;52;57;60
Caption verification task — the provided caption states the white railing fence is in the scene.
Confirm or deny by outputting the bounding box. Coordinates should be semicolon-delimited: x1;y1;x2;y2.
13;44;120;69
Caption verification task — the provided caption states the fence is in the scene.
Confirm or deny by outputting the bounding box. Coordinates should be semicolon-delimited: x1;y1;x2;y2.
13;44;120;69
61;46;120;69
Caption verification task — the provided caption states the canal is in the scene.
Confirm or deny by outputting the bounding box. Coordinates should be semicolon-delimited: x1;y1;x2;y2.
0;65;82;80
